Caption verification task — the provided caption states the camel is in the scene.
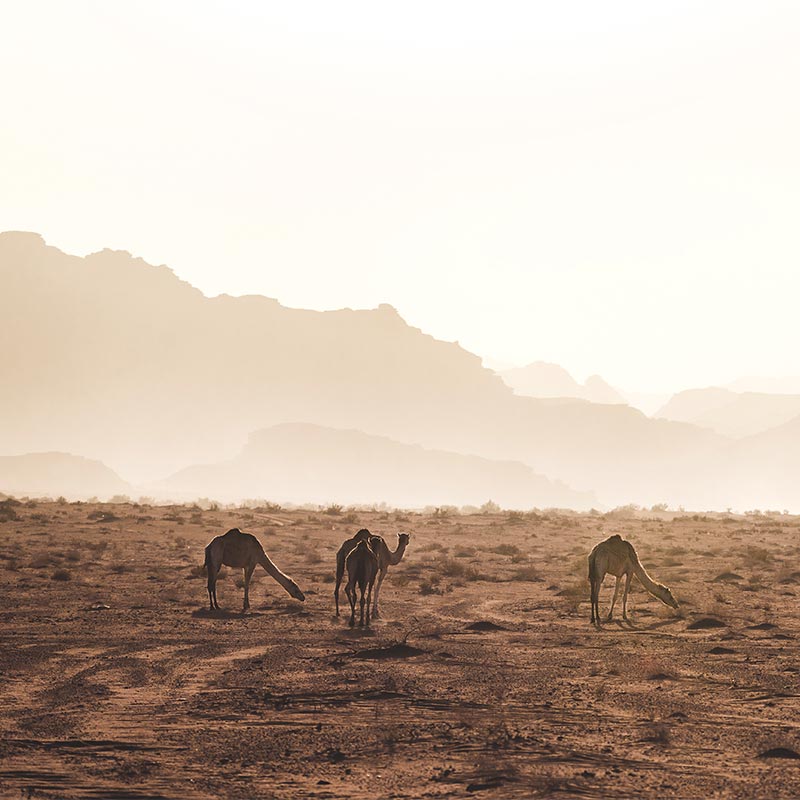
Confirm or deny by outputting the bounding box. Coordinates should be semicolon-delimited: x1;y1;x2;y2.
370;532;410;617
204;528;305;612
588;534;678;624
344;537;379;628
334;528;372;616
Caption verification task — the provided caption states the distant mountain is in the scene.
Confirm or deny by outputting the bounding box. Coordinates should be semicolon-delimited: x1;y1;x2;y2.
657;388;800;438
722;414;800;510
0;452;130;499
727;376;800;395
157;423;596;509
500;362;626;405
3;231;792;510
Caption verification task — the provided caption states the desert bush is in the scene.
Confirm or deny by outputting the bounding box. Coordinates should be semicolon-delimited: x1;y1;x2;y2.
511;565;541;582
492;543;522;557
87;540;109;556
419;579;444;595
743;545;771;563
481;500;501;514
434;558;484;581
188;564;207;579
324;504;343;516
88;510;120;522
418;541;447;553
453;547;476;558
31;554;57;568
109;495;131;504
110;564;131;574
51;569;72;581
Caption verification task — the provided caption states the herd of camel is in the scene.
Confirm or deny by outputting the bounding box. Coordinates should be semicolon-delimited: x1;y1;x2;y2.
204;527;679;627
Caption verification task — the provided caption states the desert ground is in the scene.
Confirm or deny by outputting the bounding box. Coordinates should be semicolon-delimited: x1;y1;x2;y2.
1;499;800;799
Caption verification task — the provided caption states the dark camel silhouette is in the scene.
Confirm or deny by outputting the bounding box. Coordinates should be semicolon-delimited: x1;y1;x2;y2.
344;537;379;627
334;528;372;616
204;528;305;611
588;534;678;624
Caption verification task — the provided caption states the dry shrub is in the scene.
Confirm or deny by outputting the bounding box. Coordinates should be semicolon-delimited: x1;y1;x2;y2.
743;545;771;563
418;541;447;553
434;558;483;581
492;543;522;557
51;569;72;581
511;565;541;582
419;579;444;596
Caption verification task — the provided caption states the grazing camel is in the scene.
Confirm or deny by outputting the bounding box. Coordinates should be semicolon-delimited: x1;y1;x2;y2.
204;528;305;612
344;537;379;628
334;528;372;616
370;532;410;617
588;534;678;624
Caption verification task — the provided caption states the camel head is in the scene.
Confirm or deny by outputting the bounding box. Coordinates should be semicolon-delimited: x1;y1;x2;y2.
354;528;372;542
398;532;410;547
288;581;306;602
657;584;679;609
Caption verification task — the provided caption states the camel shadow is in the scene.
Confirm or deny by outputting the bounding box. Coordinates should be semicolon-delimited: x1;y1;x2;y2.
593;616;679;632
337;626;378;640
192;608;266;619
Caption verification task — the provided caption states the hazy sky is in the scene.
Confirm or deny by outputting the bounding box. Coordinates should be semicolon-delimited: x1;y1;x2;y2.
2;2;799;393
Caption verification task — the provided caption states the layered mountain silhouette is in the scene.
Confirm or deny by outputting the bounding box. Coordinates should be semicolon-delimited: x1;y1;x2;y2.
0;452;130;499
157;423;595;509
500;362;626;405
2;231;798;510
657;388;800;438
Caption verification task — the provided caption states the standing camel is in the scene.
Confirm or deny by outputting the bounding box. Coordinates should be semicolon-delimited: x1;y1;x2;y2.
334;528;372;616
588;534;678;624
204;528;305;612
345;537;379;628
370;532;410;618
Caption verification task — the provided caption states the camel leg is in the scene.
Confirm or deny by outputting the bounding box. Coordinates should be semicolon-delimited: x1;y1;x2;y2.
207;563;220;610
607;576;623;621
372;568;386;617
345;582;355;627
590;575;599;624
365;580;374;627
243;565;255;612
359;583;366;627
622;572;633;620
334;555;344;617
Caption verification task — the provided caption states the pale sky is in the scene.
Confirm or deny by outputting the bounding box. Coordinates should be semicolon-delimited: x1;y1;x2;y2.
2;1;799;393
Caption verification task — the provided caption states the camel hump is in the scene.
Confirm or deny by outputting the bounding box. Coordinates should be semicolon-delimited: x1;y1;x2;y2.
355;528;371;541
224;528;242;536
609;534;622;540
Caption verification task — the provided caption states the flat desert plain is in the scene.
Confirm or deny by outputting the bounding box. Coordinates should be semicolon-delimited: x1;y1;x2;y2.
1;500;800;799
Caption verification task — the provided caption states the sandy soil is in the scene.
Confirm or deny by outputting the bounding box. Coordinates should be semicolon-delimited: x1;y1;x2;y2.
1;500;800;799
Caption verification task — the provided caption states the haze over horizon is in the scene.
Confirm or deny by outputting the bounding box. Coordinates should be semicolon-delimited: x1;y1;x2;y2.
2;2;799;394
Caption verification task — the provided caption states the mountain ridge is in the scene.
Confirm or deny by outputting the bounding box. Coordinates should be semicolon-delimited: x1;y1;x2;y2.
4;231;796;510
